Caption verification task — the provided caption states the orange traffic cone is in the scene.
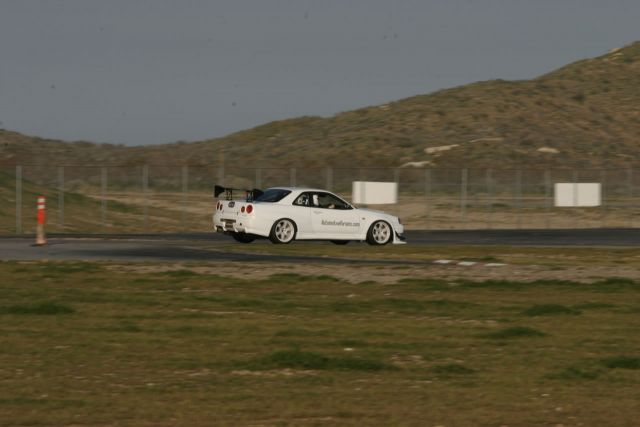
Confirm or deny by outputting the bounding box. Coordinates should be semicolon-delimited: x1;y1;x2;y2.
35;196;46;246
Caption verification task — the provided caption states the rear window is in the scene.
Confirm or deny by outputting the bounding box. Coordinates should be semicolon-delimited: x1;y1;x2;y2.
254;188;291;203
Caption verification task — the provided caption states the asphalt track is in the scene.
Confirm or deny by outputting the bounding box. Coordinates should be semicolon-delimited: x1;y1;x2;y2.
0;229;637;263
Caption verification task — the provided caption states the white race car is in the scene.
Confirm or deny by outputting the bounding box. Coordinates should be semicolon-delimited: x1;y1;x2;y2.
213;186;406;245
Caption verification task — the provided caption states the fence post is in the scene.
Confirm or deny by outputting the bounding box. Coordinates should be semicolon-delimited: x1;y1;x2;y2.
628;168;634;228
218;143;225;185
573;170;579;217
545;170;551;229
58;166;64;231
142;165;149;232
394;168;400;215
486;169;493;229
359;180;367;208
515;169;522;229
101;167;108;232
16;165;22;235
290;168;296;187
599;169;607;228
255;168;262;189
217;165;225;186
424;169;431;230
325;167;333;191
460;168;468;227
181;165;188;231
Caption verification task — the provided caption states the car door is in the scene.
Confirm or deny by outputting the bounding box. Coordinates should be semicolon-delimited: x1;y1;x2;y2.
289;192;313;238
309;192;361;237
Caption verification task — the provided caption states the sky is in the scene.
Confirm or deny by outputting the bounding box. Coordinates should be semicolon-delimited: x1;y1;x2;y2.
1;0;639;146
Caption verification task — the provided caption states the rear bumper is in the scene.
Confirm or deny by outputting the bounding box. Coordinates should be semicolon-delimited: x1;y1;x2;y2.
214;217;246;233
213;214;267;237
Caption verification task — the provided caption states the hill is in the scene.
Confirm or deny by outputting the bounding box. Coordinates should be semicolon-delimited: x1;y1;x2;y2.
2;41;640;170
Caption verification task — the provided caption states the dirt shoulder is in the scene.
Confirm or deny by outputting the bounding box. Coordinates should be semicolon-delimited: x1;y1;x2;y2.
110;260;640;284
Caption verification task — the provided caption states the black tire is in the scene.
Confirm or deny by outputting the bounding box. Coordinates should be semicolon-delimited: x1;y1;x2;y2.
231;232;255;243
269;218;297;244
366;220;392;245
331;240;349;245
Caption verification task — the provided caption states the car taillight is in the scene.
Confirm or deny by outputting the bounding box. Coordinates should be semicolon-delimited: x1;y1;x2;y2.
241;206;245;213
246;204;253;214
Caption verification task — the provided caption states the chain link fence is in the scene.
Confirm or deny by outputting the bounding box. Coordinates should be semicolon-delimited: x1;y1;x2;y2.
1;164;638;234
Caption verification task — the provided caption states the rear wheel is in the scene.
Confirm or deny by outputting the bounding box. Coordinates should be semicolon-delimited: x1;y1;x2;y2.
366;220;392;245
331;240;349;245
231;232;255;243
269;219;296;244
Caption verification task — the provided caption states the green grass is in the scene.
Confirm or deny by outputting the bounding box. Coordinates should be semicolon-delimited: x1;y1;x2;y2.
0;261;639;426
245;350;393;372
460;256;503;263
546;367;600;380
573;302;615;310
158;269;203;278
1;301;75;315
455;277;640;292
34;262;101;274
430;363;476;376
482;326;547;339
520;304;581;316
601;356;640;370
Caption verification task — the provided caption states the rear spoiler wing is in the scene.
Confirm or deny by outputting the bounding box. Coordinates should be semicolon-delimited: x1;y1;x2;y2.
214;185;264;202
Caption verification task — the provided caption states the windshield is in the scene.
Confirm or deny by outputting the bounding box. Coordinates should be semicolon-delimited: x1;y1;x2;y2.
254;188;291;203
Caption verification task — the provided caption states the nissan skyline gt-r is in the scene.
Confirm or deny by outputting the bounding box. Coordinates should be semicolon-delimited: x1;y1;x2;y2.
213;187;406;245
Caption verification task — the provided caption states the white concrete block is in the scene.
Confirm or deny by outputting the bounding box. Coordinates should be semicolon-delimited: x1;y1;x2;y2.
352;181;398;204
554;183;601;207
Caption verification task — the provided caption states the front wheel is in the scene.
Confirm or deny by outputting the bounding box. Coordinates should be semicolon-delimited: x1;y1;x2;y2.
231;232;255;243
269;219;297;244
366;220;392;245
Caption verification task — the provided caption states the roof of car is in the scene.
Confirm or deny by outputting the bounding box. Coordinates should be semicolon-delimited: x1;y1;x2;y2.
268;187;328;193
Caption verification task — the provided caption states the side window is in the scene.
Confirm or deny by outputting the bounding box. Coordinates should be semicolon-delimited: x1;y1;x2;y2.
293;192;311;207
316;192;351;209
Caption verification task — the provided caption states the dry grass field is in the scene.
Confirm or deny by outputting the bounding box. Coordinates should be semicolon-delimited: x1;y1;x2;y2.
1;250;639;426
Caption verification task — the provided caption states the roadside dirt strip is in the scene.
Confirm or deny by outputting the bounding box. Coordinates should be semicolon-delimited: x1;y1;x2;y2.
1;230;639;283
111;261;640;284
